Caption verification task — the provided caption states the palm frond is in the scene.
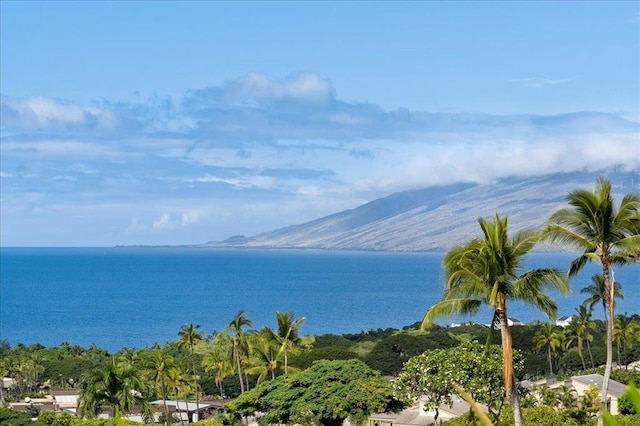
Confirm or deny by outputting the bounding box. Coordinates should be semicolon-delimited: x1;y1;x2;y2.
511;228;540;257
568;253;596;277
544;221;595;251
613;234;640;256
420;298;482;329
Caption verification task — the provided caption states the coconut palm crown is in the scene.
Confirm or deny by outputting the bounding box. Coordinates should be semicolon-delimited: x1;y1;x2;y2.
544;177;640;424
422;213;567;426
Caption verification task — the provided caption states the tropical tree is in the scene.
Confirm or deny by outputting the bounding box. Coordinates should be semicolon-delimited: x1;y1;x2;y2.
533;323;564;375
78;358;152;419
176;323;204;415
0;358;10;405
227;311;253;393
272;311;309;374
395;341;520;422
143;349;176;426
422;213;568;426
613;314;640;368
245;330;284;383
544;177;640;424
165;366;192;425
228;359;405;426
565;305;597;370
581;274;623;317
201;334;235;398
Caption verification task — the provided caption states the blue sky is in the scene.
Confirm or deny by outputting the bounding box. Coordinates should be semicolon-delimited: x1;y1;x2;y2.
1;1;639;246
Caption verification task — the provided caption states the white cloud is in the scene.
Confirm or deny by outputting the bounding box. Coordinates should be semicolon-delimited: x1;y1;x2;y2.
125;217;146;234
0;95;122;133
152;213;177;230
509;77;575;88
234;72;333;104
1;74;638;246
150;211;205;232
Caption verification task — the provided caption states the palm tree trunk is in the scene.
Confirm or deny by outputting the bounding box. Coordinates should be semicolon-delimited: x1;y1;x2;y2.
587;339;595;369
216;376;223;398
284;348;289;375
235;343;244;393
499;305;524;426
161;377;170;426
547;345;553;375
190;344;200;422
598;264;614;426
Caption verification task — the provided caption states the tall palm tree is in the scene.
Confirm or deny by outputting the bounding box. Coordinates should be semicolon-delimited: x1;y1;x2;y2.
143;349;176;426
544;177;640;424
273;311;306;374
227;311;253;393
613;314;640;368
533;323;564;375
422;214;567;426
78;358;152;420
177;323;204;416
581;274;623;318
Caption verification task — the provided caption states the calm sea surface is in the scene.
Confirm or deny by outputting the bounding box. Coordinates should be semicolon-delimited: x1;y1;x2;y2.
1;247;638;352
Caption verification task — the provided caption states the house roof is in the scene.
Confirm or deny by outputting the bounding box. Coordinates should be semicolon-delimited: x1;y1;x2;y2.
151;400;212;412
370;399;472;425
572;374;628;397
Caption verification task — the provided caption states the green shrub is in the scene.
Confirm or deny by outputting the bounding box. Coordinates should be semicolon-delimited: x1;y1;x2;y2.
611;414;640;426
38;410;58;425
1;406;43;426
618;389;637;415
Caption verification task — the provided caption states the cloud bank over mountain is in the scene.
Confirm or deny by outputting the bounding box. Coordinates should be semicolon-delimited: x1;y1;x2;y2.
1;73;639;246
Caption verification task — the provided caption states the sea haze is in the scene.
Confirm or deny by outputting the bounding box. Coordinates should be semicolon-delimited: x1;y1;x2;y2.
1;247;638;352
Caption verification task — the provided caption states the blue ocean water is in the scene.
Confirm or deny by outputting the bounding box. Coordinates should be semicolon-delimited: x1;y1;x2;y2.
1;247;638;352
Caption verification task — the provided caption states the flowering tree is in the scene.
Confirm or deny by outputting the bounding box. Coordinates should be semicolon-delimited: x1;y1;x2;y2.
394;341;522;422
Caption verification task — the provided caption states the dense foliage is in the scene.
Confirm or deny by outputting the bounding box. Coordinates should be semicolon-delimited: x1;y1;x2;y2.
395;341;522;421
227;359;404;426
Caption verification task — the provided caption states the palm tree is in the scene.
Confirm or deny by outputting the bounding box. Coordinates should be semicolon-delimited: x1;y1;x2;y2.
143;349;176;426
533;323;564;375
166;367;192;425
567;305;597;369
245;330;283;383
201;333;235;397
422;214;568;426
565;319;586;371
273;311;309;374
78;358;152;419
176;323;204;416
613;314;640;368
227;311;253;393
581;273;623;317
544;177;640;424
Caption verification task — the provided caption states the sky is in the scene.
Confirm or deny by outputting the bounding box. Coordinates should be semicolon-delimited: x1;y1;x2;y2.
1;1;639;247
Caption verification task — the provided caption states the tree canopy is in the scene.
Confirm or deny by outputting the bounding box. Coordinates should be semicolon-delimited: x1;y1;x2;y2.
394;341;521;421
227;359;405;426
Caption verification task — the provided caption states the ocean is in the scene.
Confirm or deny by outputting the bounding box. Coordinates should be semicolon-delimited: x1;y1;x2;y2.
1;247;638;352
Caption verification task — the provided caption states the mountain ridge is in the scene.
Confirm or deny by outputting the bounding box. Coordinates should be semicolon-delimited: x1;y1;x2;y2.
203;170;639;252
